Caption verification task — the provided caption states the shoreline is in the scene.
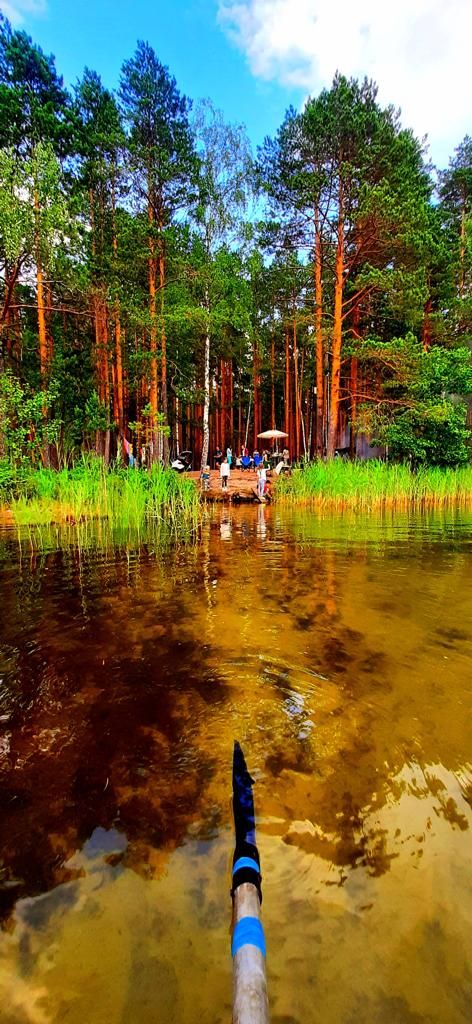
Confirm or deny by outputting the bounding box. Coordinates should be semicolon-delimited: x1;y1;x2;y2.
1;460;472;527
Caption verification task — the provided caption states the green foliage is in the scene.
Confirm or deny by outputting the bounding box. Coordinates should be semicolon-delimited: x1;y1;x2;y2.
0;15;74;153
356;336;472;465
139;404;170;438
0;369;60;466
85;391;109;432
0;148;35;264
0;141;68;270
0;16;471;487
378;403;470;466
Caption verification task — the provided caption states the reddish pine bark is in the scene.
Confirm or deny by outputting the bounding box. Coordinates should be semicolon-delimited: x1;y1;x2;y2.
327;184;344;458
293;319;300;458
238;368;243;451
148;199;159;460
176;396;182;453
253;344;261;449
93;294;110;460
158;238;168;462
34;187;50;466
111;183;124;434
229;358;234;442
270;334;276;429
349;356;358;458
314;208;324;455
422;294;433;352
45;282;54;368
460;190;466;298
34;190;48;388
284;329;291;438
0;264;21;361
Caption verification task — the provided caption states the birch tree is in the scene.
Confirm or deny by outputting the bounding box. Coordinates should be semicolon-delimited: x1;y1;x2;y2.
193;100;252;470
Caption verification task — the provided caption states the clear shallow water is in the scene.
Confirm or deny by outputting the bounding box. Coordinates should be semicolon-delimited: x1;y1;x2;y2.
0;507;471;1024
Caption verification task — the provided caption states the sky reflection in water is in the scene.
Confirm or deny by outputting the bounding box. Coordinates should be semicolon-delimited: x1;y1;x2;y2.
0;507;471;1024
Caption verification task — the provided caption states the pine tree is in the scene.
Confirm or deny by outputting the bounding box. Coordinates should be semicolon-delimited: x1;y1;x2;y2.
0;16;74;408
119;41;198;461
75;69;125;459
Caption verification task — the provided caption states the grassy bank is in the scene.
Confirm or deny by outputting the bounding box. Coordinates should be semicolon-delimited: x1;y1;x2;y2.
0;459;201;528
2;459;472;526
276;460;472;508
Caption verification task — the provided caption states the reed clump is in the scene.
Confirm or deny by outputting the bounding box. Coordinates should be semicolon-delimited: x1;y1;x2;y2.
276;460;472;508
1;457;201;528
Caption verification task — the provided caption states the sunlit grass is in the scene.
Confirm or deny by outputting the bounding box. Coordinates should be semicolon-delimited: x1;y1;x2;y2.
276;460;472;508
2;457;472;524
1;457;201;528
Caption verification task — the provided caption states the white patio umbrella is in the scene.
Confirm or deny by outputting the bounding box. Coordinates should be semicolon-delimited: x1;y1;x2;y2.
257;429;288;440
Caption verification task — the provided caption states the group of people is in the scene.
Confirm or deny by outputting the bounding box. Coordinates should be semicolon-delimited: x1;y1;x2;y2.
218;448;269;496
201;444;290;497
118;437;149;469
201;446;237;491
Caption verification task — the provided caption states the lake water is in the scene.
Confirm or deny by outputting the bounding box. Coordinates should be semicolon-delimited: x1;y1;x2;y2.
0;507;471;1024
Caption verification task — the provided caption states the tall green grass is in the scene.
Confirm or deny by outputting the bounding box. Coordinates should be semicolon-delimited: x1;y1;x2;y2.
276;460;472;508
1;457;201;528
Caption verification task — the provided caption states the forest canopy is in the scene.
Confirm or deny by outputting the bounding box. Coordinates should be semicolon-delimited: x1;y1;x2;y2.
0;13;471;471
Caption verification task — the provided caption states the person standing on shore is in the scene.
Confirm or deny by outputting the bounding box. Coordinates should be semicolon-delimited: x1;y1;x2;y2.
227;446;233;470
220;457;230;490
257;463;266;499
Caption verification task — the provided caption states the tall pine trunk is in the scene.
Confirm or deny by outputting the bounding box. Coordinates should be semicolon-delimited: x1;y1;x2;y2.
314;208;324;455
327;183;344;458
158;236;169;463
253;343;261;449
271;333;276;428
284;329;291;438
201;290;210;472
111;175;124;434
94;293;110;461
460;188;466;298
349;357;358;458
422;292;433;352
148;198;159;461
293;319;300;458
34;188;50;465
229;358;234;443
34;191;48;388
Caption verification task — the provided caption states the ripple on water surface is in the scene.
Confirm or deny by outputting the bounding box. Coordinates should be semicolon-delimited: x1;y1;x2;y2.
0;507;471;1024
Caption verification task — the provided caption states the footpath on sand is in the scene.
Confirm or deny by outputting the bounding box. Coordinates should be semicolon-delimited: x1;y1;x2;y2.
187;468;270;503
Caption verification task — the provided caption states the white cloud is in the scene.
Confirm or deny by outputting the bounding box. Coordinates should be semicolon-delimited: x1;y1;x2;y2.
1;0;47;27
218;0;472;163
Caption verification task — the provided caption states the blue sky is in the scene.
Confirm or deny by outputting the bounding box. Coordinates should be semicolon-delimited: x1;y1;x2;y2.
4;0;471;166
3;0;303;153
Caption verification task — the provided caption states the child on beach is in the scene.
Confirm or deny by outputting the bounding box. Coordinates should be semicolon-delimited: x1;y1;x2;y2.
257;463;267;499
220;458;230;489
